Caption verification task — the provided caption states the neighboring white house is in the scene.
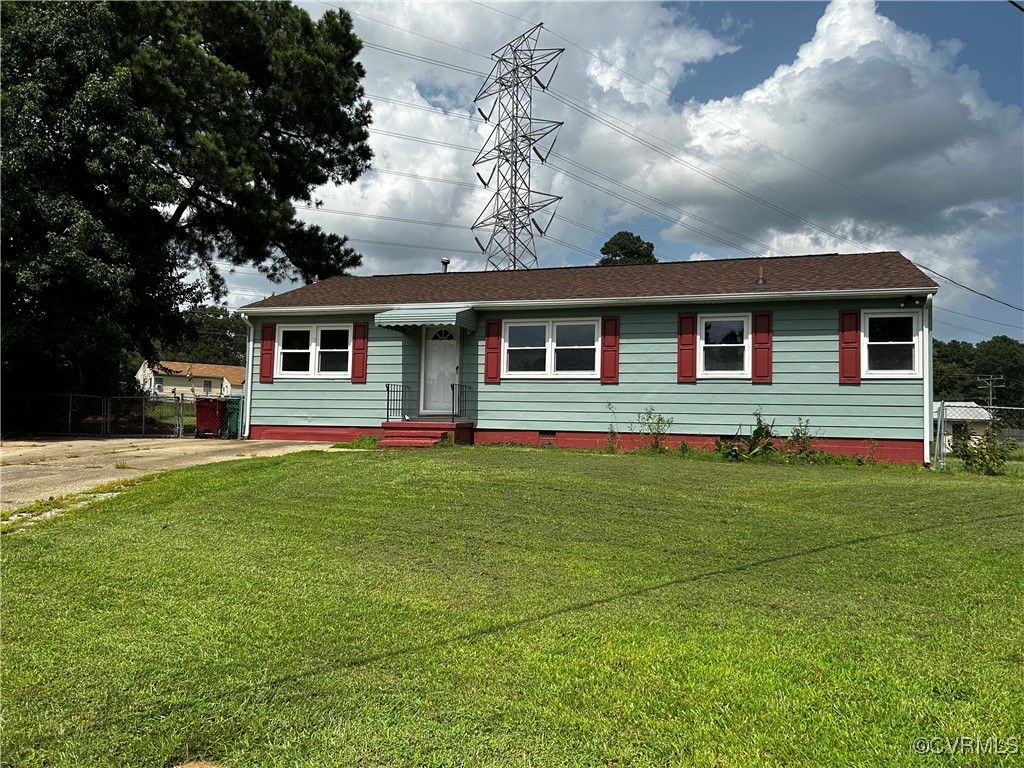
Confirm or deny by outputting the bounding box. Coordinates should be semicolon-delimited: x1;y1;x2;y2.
136;360;246;399
933;401;993;450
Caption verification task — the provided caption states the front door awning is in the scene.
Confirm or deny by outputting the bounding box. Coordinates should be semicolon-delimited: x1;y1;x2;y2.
374;306;478;333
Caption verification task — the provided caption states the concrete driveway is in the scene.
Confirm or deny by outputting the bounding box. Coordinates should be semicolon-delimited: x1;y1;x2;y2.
1;437;335;512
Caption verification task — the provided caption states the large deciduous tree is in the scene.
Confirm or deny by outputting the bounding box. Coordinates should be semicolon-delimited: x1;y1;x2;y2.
596;231;657;266
1;1;372;401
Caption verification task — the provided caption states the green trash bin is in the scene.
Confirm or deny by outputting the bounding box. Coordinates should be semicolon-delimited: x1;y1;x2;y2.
224;396;242;439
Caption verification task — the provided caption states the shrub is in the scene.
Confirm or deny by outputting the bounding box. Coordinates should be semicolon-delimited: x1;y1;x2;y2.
785;417;816;455
636;405;673;453
716;409;776;461
605;402;621;453
959;427;1014;476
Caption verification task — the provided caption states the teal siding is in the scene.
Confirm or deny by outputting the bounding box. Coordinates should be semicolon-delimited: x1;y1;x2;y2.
249;315;413;426
248;299;929;441
468;300;927;440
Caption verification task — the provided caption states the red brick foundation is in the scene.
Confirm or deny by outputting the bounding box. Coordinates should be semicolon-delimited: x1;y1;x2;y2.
248;424;925;464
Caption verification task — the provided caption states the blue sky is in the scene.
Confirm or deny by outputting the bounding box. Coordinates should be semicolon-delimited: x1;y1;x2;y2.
226;1;1023;344
680;3;1023;106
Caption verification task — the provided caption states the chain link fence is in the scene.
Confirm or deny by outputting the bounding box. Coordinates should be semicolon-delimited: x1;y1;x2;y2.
7;394;237;439
933;401;1023;467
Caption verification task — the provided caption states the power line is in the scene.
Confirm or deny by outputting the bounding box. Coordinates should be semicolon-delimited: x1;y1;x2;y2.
544;235;601;260
340;4;492;62
364;48;816;251
364;56;1012;288
470;0;1017;267
914;264;1024;312
363;126;769;257
349;238;481;256
349;125;1024;312
549;151;790;257
370;98;1022;313
320;122;1024;319
370;167;477;188
372;128;477;154
934;319;991;338
547;160;765;258
368;94;481;123
545;88;1012;286
362;42;487;78
364;97;761;256
935;307;1023;331
298;204;471;231
310;18;1023;313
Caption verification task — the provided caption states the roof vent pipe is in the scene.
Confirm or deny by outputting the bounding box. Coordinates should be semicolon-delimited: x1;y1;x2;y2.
440;257;450;273
754;265;766;285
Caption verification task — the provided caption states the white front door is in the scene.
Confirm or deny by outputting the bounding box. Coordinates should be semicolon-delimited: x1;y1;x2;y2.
421;327;459;414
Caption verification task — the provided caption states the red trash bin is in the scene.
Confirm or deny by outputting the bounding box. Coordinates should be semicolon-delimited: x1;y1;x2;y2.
195;398;226;438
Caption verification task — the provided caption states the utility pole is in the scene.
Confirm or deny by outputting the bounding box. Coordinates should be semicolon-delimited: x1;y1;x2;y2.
976;375;1005;409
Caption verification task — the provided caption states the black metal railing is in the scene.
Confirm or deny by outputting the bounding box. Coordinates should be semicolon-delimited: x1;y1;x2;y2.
451;383;470;420
386;384;409;422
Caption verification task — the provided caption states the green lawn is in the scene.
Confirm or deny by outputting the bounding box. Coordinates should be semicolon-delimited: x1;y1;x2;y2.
2;448;1022;767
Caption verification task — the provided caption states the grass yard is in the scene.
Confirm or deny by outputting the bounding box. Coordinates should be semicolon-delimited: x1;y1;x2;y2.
2;448;1022;767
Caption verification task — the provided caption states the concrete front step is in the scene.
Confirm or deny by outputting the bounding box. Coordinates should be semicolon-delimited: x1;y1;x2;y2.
378;420;475;448
381;429;451;440
378;437;444;448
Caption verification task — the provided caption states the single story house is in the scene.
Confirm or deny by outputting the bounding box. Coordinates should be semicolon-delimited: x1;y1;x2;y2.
136;360;246;399
239;251;939;463
932;401;992;451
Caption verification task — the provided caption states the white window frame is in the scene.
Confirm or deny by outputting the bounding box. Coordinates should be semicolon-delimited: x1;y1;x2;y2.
154;376;164;393
202;379;213;395
501;319;601;379
861;310;922;379
275;323;353;379
697;313;751;379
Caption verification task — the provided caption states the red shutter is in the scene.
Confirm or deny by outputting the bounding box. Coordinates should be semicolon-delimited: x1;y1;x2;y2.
751;311;773;384
484;319;501;383
838;310;861;384
600;316;620;384
259;323;276;383
677;313;697;383
351;322;368;383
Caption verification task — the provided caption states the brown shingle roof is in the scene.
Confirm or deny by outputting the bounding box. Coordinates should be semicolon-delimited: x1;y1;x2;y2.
155;361;246;387
241;251;937;310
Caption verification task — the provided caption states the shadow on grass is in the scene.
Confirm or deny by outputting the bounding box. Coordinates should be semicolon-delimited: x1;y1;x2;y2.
313;510;1022;670
36;509;1024;745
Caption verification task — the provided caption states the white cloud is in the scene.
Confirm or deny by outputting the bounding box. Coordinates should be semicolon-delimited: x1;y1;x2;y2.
228;0;1021;330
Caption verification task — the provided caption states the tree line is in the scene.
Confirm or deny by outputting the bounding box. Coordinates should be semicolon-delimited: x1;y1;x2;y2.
934;336;1024;408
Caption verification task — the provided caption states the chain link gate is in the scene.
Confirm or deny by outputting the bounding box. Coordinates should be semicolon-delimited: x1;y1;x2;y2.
23;394;239;439
934;401;1023;468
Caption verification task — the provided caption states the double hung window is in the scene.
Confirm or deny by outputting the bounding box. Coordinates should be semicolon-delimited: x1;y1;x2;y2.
277;325;353;378
697;314;750;378
862;311;920;377
503;320;600;377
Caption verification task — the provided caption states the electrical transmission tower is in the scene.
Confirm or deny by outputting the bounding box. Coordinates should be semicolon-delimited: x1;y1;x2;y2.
472;23;564;270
